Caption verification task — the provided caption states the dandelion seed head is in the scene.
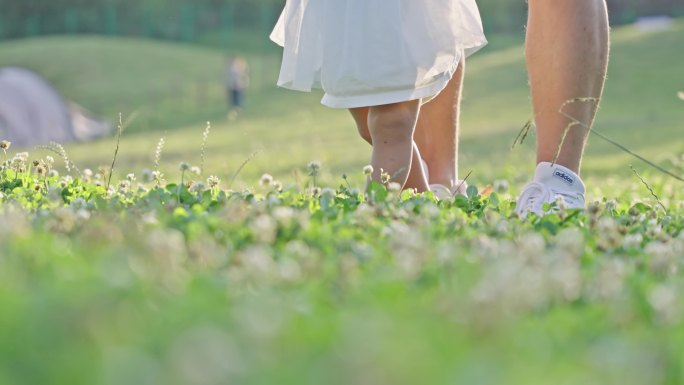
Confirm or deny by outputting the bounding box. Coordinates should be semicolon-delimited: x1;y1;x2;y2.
179;162;191;172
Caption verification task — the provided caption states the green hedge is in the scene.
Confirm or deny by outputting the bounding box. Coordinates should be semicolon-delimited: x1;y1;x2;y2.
0;0;681;41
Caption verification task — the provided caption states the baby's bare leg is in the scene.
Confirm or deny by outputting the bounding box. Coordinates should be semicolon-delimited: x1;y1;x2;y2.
413;59;465;190
350;107;429;191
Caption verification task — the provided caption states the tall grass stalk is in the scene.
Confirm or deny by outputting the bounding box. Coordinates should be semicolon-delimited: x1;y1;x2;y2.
154;135;166;172
37;142;78;175
106;113;124;191
631;164;667;212
229;150;261;188
200;121;211;175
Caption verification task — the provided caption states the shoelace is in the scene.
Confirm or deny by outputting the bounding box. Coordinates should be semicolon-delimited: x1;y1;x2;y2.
516;182;552;214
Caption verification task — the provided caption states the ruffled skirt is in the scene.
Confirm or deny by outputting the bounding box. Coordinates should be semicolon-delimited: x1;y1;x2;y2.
271;0;487;108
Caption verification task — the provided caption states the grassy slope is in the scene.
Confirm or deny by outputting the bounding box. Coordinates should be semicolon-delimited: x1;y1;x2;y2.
0;21;682;191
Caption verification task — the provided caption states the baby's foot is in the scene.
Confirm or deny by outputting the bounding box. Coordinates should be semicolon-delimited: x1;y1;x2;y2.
430;181;468;200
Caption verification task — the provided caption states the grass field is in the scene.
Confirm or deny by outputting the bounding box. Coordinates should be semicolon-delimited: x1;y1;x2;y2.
0;21;684;385
0;21;682;192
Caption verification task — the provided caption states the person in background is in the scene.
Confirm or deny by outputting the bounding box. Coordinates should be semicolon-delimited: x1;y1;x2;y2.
225;55;250;121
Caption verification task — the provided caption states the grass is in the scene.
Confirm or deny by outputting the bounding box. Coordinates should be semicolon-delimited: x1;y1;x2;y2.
1;22;683;190
1;144;684;385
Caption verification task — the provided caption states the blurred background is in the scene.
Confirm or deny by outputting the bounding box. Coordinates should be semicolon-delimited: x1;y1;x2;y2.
0;0;682;189
1;0;681;40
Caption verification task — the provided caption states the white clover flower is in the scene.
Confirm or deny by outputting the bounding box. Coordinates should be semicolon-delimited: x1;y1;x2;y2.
45;156;55;167
622;233;643;249
48;169;59;178
493;179;509;194
83;168;93;178
518;232;546;258
273;207;295;224
648;285;678;323
118;180;131;192
272;180;283;191
190;181;206;193
555;228;585;257
260;173;273;187
207;175;220;188
141;169;153;183
59;179;69;188
250;215;278;244
646;241;676;276
126;173;136;182
387;182;401;192
307;161;321;173
0;140;10;150
11;155;25;167
321;187;336;198
363;165;374;176
190;166;201;175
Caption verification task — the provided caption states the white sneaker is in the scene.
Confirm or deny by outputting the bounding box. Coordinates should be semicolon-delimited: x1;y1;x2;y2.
421;160;468;200
430;181;468;200
515;162;586;217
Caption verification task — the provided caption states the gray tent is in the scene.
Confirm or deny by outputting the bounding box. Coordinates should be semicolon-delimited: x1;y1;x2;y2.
0;67;112;146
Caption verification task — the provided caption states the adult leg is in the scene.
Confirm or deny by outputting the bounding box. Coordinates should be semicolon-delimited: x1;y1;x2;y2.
350;106;429;191
413;59;465;190
527;0;610;174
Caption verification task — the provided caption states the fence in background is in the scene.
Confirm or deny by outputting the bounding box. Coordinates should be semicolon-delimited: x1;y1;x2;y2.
0;0;682;42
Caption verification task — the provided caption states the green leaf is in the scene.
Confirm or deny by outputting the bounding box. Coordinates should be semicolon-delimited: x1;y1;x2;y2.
367;181;388;203
466;185;479;199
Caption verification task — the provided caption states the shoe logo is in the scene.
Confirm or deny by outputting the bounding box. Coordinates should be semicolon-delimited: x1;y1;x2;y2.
553;171;574;186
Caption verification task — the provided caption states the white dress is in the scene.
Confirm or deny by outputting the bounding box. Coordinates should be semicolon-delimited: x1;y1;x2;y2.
270;0;487;109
